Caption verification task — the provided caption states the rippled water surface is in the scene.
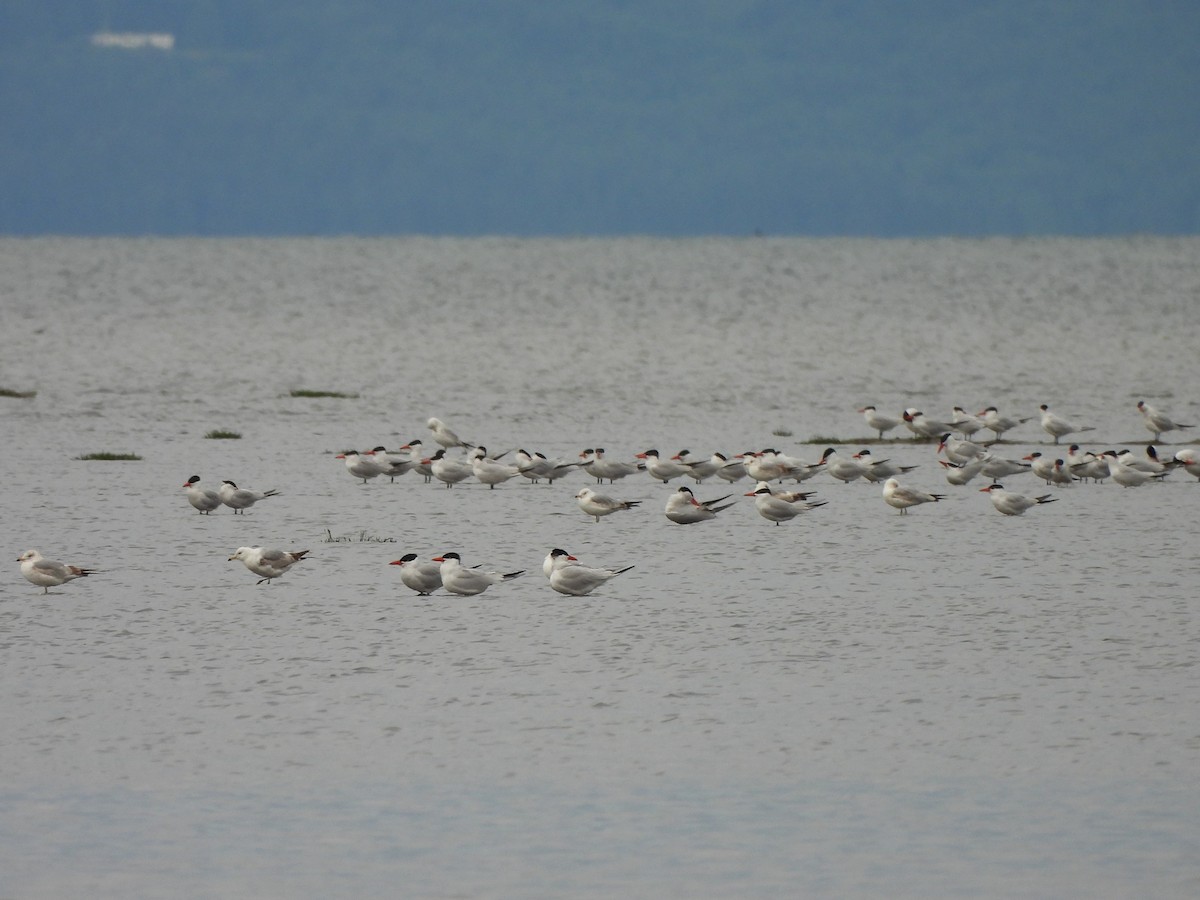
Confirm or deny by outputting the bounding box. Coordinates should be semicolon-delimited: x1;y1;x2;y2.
2;237;1199;897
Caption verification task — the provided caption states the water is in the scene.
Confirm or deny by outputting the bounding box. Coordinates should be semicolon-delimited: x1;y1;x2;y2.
1;237;1199;897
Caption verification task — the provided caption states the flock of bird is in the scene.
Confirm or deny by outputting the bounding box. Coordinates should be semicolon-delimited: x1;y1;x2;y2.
18;403;1197;599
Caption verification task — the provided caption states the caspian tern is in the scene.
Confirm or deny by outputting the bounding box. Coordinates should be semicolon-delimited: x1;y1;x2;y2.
575;487;642;522
673;450;721;482
903;409;958;440
219;480;281;513
580;449;643;484
1137;400;1193;442
17;549;97;594
228;546;309;584
1067;445;1109;483
636;449;692;483
745;482;827;525
1038;404;1095;444
369;446;414;481
937;433;986;465
1171;448;1200;481
427;417;474;450
183;475;221;514
950;407;987;438
819;447;874;484
1108;450;1167;485
852;449;918;482
664;486;736;524
977;406;1031;441
516;450;578;484
979;454;1032;479
432;552;524;596
712;453;748;483
979;483;1058;515
398;440;435;482
388;554;444;596
470;447;523;488
1023;452;1058;484
881;477;946;514
1116;447;1171;475
544;548;634;596
859;406;901;440
336;450;384;484
423;449;474;487
937;457;988;486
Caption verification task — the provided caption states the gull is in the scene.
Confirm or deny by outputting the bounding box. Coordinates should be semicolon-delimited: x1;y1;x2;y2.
336;450;384;484
470;446;523;489
1137;400;1193;442
881;477;946;514
183;475;221;514
1039;404;1095;444
664;486;736;524
424;448;474;487
544;548;634;596
977;406;1032;441
859;406;901;440
635;449;692;483
427;417;474;450
745;482;827;525
852;449;919;482
219;480;280;514
228;546;309;584
432;552;524;596
17;549;97;594
979;484;1058;516
388;554;445;596
575;487;641;523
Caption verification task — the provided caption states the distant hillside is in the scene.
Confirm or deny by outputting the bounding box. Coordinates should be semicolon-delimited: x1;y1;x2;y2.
1;1;1198;235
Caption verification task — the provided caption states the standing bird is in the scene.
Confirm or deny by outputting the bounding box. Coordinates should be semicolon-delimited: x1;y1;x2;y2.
937;457;988;486
228;546;309;584
635;449;692;483
388;554;445;596
579;448;644;484
424;449;474;487
977;406;1032;442
1038;404;1095;444
978;483;1058;516
183;475;221;514
427;417;474;450
881;478;945;514
745;482;827;525
851;449;918;482
1137;400;1193;442
575;487;641;522
859;406;901;440
17;549;97;594
219;480;281;514
664;486;736;524
336;450;384;484
432;552;524;596
470;447;523;488
544;548;634;596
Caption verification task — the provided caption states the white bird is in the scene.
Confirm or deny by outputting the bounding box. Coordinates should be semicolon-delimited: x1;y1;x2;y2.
183;475;221;514
979;483;1058;515
398;440;435;482
219;480;281;513
937;457;988;486
336;449;384;484
712;453;748;483
424;449;474;487
580;448;643;484
575;486;641;522
664;486;736;524
673;449;721;482
950;407;987;438
1023;452;1058;484
1171;448;1200;481
819;447;874;484
1116;447;1170;475
903;409;958;440
544;548;634;596
388;554;444;596
979;454;1032;479
636;449;692;483
1039;404;1095;444
369;446;415;481
859;406;901;439
228;546;309;584
427;417;473;449
1067;445;1110;483
470;446;523;488
881;477;946;514
745;482;827;525
1137;400;1193;442
1107;451;1164;487
515;449;577;484
977;406;1031;441
432;552;524;596
936;433;986;465
17;549;97;594
851;449;918;482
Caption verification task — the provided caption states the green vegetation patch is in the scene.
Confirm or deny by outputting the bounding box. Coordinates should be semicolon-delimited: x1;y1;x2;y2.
76;452;143;461
0;387;37;398
290;389;359;399
204;429;242;439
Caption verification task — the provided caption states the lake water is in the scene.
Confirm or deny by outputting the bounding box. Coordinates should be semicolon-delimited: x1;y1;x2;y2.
1;236;1199;897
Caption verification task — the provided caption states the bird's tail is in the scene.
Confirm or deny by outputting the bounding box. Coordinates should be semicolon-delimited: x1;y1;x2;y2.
1034;496;1058;505
502;570;525;581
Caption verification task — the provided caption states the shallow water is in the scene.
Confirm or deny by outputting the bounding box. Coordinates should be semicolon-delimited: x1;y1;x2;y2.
1;237;1199;897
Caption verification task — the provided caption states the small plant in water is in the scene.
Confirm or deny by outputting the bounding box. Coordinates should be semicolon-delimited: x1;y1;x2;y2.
204;429;242;439
771;427;794;437
291;389;359;399
76;452;143;461
324;528;397;543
